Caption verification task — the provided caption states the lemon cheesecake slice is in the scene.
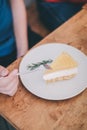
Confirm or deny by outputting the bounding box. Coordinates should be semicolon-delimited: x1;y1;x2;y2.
43;52;78;82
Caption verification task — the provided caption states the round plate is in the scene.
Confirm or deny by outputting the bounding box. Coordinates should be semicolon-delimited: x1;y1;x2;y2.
19;43;87;100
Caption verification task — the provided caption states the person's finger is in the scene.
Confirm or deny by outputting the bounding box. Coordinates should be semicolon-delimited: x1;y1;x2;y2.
8;69;18;77
0;74;19;96
6;69;19;96
0;69;19;96
8;82;18;96
7;79;19;96
0;65;9;77
0;69;18;87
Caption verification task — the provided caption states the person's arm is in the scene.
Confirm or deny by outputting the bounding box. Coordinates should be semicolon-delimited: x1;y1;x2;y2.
0;65;19;96
10;0;28;58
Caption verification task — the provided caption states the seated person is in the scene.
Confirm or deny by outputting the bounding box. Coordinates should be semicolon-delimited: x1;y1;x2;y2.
0;0;42;129
37;0;87;31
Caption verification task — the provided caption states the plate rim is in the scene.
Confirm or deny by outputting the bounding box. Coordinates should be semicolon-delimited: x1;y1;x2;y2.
19;43;87;100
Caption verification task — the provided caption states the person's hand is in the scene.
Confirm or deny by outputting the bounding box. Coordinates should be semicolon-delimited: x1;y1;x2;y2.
0;65;19;96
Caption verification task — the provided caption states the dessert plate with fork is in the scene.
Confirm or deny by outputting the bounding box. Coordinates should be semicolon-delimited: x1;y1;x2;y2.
19;43;87;100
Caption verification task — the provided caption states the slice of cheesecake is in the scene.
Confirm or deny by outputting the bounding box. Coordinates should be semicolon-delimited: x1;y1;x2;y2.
43;52;78;82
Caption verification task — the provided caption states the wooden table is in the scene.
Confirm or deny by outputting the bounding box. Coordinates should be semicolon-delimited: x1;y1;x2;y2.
0;5;87;130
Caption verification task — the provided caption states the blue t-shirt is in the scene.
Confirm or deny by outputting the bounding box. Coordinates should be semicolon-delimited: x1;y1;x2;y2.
0;0;16;57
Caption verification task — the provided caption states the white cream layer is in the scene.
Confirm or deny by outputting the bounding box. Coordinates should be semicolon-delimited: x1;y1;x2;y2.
43;68;78;80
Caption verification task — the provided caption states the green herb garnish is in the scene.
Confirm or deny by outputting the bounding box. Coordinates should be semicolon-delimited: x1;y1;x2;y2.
27;59;53;70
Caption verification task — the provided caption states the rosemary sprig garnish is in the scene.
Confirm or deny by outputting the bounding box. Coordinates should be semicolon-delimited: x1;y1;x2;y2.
27;59;53;71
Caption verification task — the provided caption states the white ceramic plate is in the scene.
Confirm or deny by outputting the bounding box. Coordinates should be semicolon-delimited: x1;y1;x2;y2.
19;43;87;100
